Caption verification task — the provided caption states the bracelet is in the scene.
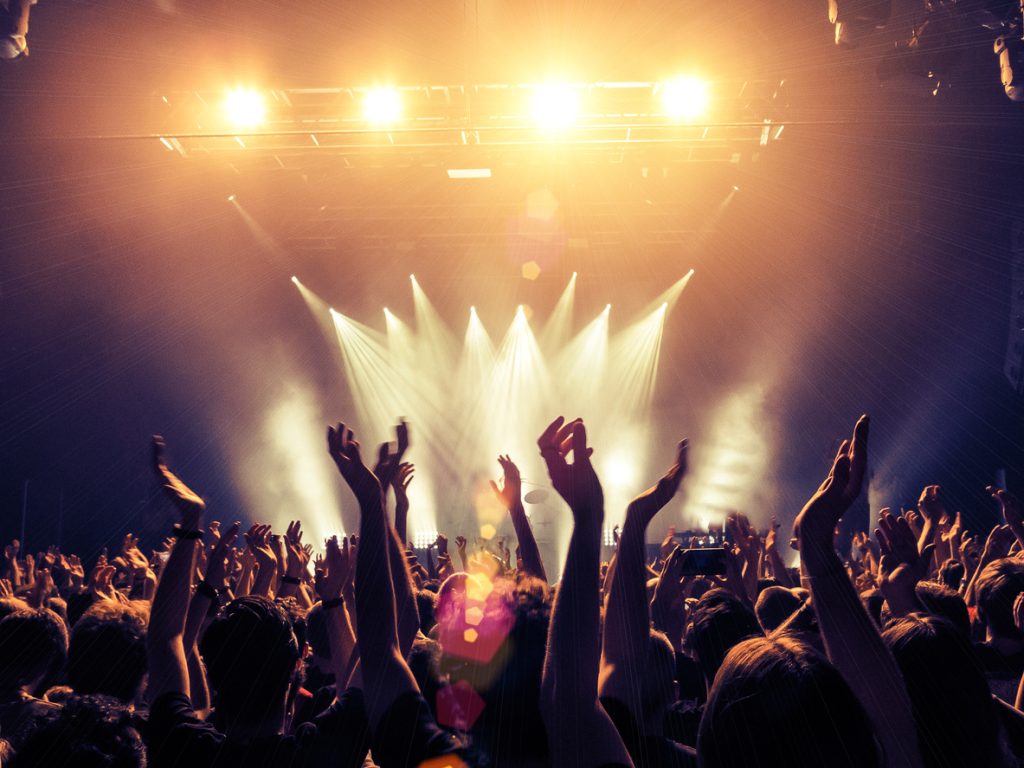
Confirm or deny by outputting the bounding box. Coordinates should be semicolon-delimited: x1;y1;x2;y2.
195;580;219;601
172;525;204;541
282;575;301;585
322;597;344;610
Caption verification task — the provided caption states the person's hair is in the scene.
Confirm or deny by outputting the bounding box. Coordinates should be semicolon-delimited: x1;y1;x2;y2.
437;572;551;763
640;629;677;723
274;596;308;652
66;590;97;627
305;602;330;660
913;581;970;638
417;588;438;634
975;558;1024;637
8;694;145;768
687;588;762;683
698;635;880;768
0;608;68;694
938;559;965;592
754;586;804;632
68;602;148;703
199;596;300;723
0;597;29;621
883;613;1005;768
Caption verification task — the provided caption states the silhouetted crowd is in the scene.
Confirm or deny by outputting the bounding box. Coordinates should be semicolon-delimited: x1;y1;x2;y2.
3;414;1024;767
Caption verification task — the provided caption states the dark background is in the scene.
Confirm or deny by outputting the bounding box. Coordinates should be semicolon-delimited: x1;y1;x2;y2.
1;0;1022;560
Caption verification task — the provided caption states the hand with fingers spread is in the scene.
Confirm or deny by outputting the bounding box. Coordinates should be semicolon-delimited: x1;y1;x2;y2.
794;415;869;566
876;510;932;615
917;484;946;524
121;534;150;573
537;416;603;518
152;435;205;531
204;522;240;591
491;453;547;580
284;520;311;580
245;524;277;570
490;455;523;511
651;545;691;654
327;422;382;503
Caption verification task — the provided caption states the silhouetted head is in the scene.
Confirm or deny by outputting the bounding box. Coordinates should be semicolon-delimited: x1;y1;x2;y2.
913;581;970;638
698;635;880;768
200;596;300;724
975;559;1024;639
0;608;68;695
883;613;1006;768
8;694;145;768
68;602;148;704
687;588;762;684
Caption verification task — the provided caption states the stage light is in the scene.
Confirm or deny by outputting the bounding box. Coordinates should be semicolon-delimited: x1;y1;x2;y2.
602;452;638;489
363;86;402;125
227;194;237;202
290;275;299;285
470;306;477;316
223;88;266;129
447;168;492;179
660;76;710;120
531;83;579;131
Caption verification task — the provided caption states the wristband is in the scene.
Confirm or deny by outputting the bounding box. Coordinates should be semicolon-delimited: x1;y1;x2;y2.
172;525;204;541
322;597;344;610
195;580;219;601
282;575;301;585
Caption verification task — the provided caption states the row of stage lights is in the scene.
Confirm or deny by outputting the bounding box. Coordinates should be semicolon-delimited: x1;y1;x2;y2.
222;77;711;131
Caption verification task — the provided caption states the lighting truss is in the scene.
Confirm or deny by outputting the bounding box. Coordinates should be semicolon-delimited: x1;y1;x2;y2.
154;80;788;169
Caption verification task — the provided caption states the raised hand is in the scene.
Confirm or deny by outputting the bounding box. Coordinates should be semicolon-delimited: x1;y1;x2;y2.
632;440;689;525
917;484;945;524
245;524;277;570
393;462;414;496
205;522;240;590
794;415;869;563
455;535;467;553
152;435;205;530
284;520;311;579
434;533;448;556
490;455;522;510
327;423;381;502
538;417;603;516
876;511;933;614
121;534;150;572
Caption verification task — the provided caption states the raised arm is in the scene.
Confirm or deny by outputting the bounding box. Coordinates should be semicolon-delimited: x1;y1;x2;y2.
600;440;687;715
490;455;547;581
392;463;414;545
147;436;205;702
794;416;923;768
538;417;632;768
319;535;359;691
328;422;417;730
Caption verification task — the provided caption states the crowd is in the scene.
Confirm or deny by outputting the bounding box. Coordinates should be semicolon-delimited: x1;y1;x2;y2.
1;413;1024;767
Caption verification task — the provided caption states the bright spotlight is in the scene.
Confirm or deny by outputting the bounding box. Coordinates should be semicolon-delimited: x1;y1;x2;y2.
227;194;237;202
470;306;477;316
363;86;402;125
290;275;299;285
660;76;710;120
383;307;391;316
223;88;266;128
602;452;638;489
410;274;416;282
605;304;612;312
531;83;580;131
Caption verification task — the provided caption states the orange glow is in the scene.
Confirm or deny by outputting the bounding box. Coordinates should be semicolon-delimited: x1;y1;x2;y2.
223;88;266;128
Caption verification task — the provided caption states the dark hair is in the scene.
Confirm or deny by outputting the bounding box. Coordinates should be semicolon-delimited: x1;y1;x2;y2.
938;559;965;592
416;588;438;634
305;602;330;660
975;558;1024;637
0;597;29;621
200;596;300;723
0;608;68;694
8;694;145;768
66;590;98;627
914;581;970;638
68;602;147;703
698;635;880;768
754;586;804;632
687;588;762;683
883;613;1004;768
275;596;308;652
